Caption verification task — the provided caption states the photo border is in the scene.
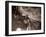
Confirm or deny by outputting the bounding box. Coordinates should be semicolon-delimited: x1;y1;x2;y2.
5;1;45;36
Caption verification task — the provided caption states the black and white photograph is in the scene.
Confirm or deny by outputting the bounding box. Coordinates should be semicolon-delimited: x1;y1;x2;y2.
12;6;41;31
5;1;45;36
